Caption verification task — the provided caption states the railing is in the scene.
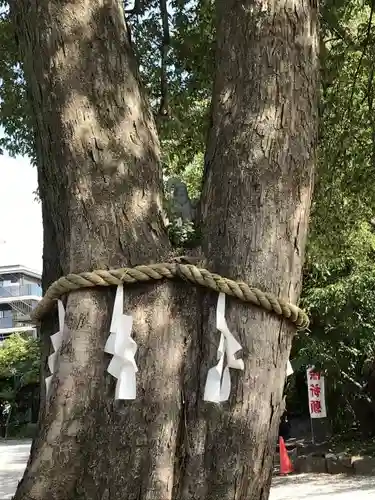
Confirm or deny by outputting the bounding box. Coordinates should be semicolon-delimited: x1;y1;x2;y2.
0;328;37;342
13;311;32;321
0;283;42;299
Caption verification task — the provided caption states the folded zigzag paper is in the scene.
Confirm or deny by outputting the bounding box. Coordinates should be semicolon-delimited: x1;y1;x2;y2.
105;285;138;400
44;291;289;403
203;293;244;402
287;359;293;377
45;299;65;396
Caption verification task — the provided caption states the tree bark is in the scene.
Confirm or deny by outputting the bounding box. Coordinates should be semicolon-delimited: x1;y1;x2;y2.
9;2;197;500
180;1;319;498
10;0;318;499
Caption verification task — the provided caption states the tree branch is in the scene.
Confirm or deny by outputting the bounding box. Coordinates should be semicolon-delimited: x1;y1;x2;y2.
158;0;170;118
323;353;372;402
322;2;375;201
124;0;144;17
345;2;375;121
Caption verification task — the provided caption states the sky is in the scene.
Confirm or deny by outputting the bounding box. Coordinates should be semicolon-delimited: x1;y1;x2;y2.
0;153;43;273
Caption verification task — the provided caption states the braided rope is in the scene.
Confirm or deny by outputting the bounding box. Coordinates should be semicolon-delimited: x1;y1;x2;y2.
32;263;309;329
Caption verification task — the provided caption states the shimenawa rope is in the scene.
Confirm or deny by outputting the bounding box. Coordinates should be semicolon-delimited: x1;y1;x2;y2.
32;262;309;329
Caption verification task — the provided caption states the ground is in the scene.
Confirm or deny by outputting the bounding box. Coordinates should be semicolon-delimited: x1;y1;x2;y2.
271;474;375;499
1;441;375;500
0;441;30;500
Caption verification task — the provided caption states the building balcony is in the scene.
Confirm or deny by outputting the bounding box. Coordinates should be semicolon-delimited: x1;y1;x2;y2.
0;326;37;342
0;316;32;329
0;284;42;299
0;317;13;329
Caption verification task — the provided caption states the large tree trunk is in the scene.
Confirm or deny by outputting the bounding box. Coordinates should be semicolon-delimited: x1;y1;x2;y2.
10;0;318;499
179;1;318;498
9;1;197;500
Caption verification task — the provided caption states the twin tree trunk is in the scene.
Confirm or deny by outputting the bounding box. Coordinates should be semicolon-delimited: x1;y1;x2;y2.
10;1;318;499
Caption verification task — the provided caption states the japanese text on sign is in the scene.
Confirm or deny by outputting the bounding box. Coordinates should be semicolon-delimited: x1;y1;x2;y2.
306;366;327;419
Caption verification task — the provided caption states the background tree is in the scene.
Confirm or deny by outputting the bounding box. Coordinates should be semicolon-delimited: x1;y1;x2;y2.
291;0;375;437
0;333;40;438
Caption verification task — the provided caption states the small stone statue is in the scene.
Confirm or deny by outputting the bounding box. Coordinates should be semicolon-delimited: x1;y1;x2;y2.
166;178;196;223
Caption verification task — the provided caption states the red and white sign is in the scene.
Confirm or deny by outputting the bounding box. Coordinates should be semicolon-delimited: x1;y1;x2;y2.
306;366;327;419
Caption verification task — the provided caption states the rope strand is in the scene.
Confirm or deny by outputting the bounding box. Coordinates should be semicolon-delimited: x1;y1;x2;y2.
32;263;309;329
33;262;309;329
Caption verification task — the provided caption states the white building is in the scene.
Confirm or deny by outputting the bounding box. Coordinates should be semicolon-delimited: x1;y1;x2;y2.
0;264;42;341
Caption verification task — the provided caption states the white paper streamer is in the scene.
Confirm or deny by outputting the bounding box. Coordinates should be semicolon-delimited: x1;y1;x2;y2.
287;360;293;376
203;293;244;402
45;300;65;396
105;285;138;400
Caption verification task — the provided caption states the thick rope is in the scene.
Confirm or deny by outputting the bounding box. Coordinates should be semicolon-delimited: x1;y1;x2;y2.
32;263;309;329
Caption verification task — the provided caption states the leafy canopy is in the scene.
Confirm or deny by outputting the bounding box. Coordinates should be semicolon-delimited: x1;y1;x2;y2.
0;333;40;387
